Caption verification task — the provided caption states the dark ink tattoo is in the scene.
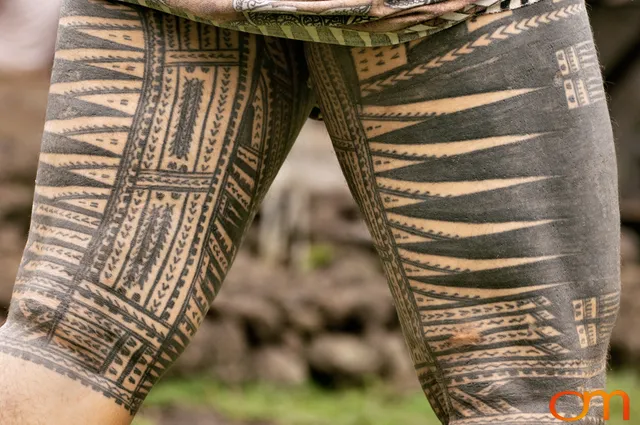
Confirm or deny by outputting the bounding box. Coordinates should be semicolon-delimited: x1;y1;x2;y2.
0;0;312;412
0;0;620;423
305;1;619;423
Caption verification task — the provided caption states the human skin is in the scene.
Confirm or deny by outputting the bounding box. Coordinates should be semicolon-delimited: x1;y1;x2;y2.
0;1;314;420
0;0;619;424
305;6;620;420
0;354;132;425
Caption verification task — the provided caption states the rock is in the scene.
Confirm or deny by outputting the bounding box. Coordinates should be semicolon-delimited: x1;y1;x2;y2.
307;334;384;386
0;225;26;254
367;332;421;392
281;330;304;354
213;296;284;345
610;264;640;365
621;227;639;264
0;254;20;309
610;56;640;204
324;249;385;284
0;73;48;181
169;319;251;384
279;292;324;336
316;284;395;333
222;250;272;288
0;193;31;310
0;185;34;219
308;191;372;246
253;346;308;385
169;319;219;377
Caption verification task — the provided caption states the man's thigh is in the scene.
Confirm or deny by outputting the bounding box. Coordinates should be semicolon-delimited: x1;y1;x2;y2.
0;0;312;414
306;1;619;423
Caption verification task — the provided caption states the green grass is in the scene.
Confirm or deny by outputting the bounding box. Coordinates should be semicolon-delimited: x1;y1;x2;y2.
137;380;440;425
606;371;639;425
134;371;640;425
306;243;335;270
131;419;155;425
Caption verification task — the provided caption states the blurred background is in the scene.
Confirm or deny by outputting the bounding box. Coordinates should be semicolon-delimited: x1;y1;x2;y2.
0;1;639;424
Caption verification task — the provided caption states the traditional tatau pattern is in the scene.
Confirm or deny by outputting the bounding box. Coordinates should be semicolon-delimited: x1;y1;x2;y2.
115;0;544;47
0;0;314;412
304;1;619;421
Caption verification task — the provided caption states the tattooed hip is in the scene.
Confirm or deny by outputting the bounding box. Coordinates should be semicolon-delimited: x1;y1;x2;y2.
0;0;619;424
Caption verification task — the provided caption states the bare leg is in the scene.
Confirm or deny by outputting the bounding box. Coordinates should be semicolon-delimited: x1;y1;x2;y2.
307;1;619;423
0;0;312;423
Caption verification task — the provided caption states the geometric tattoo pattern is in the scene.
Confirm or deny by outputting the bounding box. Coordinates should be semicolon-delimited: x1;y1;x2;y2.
573;293;619;349
0;0;620;423
114;0;546;48
556;40;606;110
0;0;312;412
305;0;619;423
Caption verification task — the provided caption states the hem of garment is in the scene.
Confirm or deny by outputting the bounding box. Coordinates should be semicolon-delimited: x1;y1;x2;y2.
115;0;545;47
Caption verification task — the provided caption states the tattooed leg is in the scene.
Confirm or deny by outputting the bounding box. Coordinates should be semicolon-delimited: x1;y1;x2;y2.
306;1;620;424
0;0;312;422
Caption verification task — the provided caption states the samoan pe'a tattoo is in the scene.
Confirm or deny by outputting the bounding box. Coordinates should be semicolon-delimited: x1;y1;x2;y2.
0;0;619;424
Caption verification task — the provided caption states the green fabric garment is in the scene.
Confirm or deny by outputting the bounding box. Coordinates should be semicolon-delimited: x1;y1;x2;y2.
115;0;544;46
